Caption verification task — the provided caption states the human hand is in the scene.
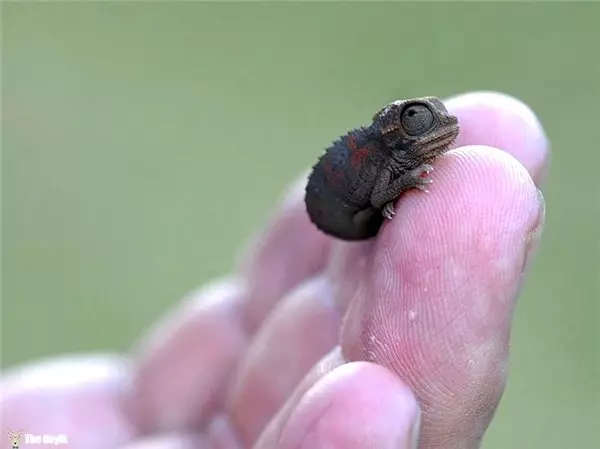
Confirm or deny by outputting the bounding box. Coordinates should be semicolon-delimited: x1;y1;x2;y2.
1;91;548;449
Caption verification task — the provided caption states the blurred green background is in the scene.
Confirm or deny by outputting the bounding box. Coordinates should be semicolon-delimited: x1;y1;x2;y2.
2;2;598;448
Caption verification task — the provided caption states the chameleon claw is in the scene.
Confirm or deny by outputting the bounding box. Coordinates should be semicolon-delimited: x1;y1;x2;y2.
410;164;434;177
382;202;396;219
421;164;434;174
410;164;434;193
415;179;433;193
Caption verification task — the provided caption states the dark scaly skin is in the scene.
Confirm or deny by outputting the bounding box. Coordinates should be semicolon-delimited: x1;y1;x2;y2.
305;97;460;241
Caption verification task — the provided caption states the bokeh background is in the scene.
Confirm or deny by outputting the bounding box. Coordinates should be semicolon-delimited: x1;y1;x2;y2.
3;2;598;448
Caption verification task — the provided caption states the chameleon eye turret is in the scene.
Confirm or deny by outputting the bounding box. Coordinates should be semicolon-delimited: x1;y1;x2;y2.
400;104;435;136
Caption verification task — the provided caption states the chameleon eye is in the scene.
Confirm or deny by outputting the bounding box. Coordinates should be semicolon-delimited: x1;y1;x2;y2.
401;104;435;136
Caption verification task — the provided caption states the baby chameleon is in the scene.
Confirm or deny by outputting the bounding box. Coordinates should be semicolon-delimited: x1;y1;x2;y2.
305;96;460;241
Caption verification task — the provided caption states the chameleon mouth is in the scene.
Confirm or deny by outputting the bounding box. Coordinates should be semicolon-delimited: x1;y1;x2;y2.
420;128;459;155
421;116;460;153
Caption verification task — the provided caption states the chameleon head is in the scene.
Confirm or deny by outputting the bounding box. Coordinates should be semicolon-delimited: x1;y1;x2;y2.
372;97;460;159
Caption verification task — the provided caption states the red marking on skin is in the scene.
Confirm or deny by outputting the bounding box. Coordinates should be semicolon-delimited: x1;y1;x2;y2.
323;160;344;183
351;148;370;168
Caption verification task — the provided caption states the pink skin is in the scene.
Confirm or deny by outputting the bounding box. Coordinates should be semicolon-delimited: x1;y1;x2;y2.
1;91;548;449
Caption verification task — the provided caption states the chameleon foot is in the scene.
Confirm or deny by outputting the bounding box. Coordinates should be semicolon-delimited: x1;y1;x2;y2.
382;202;396;219
410;164;434;193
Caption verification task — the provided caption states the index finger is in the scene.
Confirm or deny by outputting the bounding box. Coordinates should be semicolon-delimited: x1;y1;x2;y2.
340;145;544;448
335;92;549;448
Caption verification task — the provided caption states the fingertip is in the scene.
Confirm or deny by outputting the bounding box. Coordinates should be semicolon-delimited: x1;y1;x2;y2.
278;362;420;449
377;144;541;257
125;277;247;433
372;145;543;316
237;170;333;332
445;91;550;185
225;276;341;447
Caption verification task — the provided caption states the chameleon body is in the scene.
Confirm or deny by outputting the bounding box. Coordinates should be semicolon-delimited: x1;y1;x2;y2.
305;97;460;241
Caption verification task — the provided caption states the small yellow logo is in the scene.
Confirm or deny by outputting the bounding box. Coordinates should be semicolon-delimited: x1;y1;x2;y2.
7;430;24;449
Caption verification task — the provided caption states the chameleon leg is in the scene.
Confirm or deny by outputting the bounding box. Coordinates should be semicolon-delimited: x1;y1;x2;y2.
371;164;434;218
